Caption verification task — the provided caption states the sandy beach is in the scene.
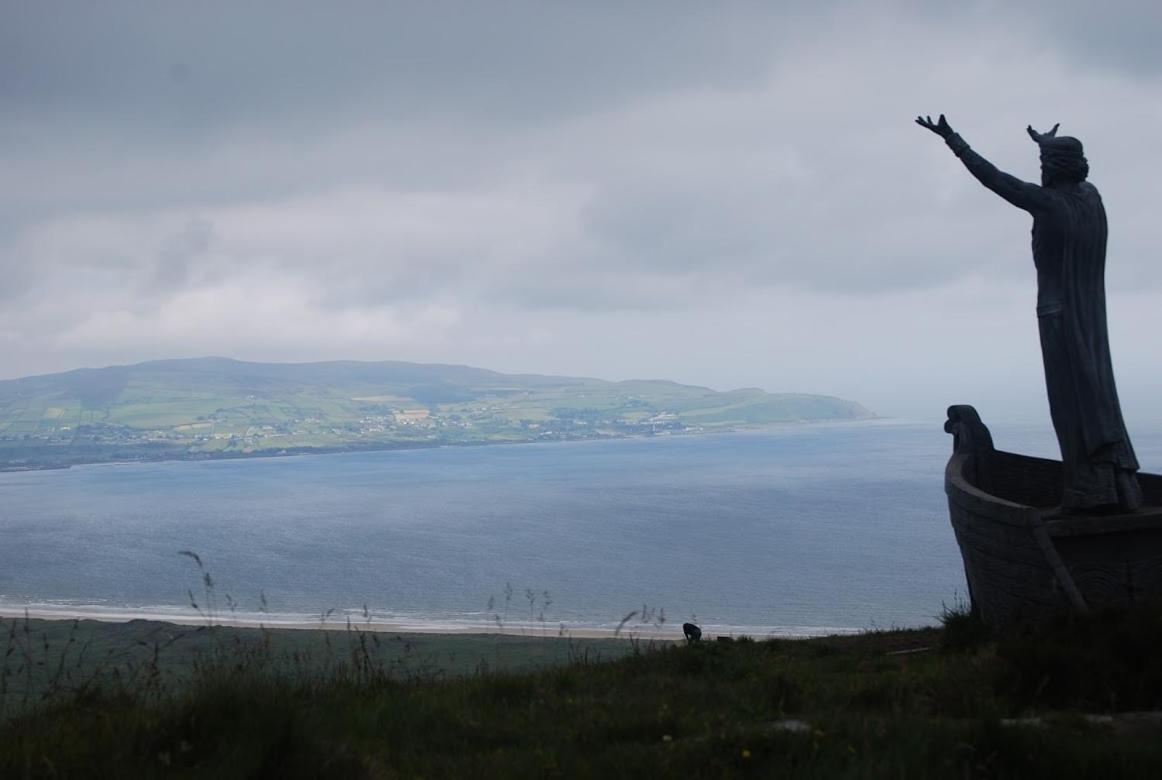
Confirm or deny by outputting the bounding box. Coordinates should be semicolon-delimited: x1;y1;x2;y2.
0;603;695;641
0;603;859;641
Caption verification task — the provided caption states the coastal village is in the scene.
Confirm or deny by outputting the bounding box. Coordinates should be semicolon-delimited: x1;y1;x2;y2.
0;393;699;468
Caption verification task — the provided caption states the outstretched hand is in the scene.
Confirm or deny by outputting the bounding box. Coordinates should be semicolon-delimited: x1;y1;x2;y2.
915;114;954;139
1027;123;1060;143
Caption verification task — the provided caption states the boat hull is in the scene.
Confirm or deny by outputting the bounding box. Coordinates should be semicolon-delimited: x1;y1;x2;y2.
944;406;1162;626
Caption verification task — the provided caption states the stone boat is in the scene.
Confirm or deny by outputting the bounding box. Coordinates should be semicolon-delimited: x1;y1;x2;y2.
944;405;1162;626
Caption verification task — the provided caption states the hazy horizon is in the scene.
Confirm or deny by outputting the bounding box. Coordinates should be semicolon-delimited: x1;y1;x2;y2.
5;1;1162;425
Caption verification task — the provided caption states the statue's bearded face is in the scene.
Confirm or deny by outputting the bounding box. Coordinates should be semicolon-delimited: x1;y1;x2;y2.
1041;159;1078;186
1039;138;1088;186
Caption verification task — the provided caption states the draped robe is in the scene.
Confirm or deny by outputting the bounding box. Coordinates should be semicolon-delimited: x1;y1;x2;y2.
945;133;1141;512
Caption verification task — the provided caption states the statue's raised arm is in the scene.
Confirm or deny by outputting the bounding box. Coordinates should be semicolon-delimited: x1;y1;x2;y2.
1026;122;1059;144
916;113;1051;213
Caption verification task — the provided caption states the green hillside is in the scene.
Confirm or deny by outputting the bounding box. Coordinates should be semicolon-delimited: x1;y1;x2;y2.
0;357;873;469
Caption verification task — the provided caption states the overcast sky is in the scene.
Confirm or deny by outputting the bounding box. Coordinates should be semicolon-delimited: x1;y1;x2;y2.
3;1;1162;424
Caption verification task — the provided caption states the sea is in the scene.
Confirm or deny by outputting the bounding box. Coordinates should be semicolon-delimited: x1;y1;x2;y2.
5;419;1161;637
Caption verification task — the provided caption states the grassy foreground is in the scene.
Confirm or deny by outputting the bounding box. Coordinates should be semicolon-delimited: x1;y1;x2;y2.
4;608;1162;778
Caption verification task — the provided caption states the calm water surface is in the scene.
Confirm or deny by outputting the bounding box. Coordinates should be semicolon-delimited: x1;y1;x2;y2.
5;419;1160;635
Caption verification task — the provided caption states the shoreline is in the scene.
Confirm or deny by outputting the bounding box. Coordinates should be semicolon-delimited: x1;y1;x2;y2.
0;605;679;641
0;604;862;642
0;415;889;473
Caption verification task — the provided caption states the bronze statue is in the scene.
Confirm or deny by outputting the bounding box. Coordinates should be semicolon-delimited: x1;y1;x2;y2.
917;114;1141;513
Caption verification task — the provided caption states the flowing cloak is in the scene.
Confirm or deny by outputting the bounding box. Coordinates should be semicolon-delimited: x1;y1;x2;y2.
945;133;1140;510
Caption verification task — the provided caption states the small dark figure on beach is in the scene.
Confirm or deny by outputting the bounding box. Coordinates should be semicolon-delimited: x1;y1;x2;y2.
683;622;702;644
916;114;1141;513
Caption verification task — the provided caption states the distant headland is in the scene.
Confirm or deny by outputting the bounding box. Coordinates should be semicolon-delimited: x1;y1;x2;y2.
0;357;873;470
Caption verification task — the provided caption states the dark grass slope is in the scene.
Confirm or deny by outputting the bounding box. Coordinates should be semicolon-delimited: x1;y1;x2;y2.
5;605;1162;777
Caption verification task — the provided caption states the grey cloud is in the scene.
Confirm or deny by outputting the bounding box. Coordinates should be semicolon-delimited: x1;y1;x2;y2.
4;0;1162;419
888;1;1162;79
153;219;214;291
1;1;817;133
1017;1;1162;77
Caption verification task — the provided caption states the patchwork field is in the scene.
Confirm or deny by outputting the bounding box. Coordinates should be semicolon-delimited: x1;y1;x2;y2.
0;357;872;469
